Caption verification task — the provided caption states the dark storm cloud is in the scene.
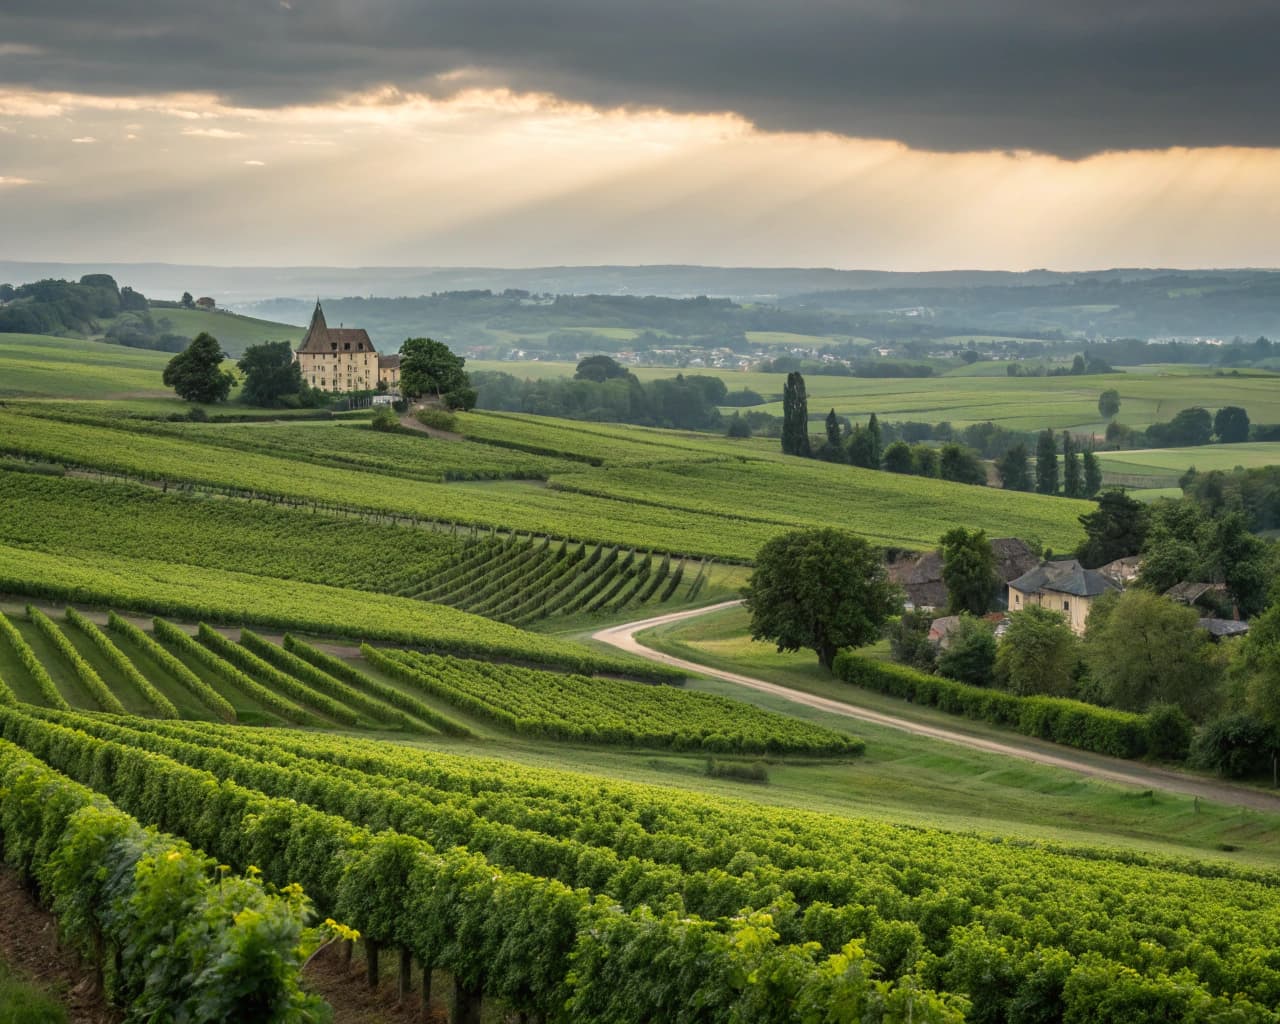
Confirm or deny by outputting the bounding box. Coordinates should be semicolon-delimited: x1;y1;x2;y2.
2;0;1277;156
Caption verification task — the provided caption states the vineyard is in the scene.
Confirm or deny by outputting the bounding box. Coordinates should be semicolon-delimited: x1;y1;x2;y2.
365;647;861;754
0;606;843;756
0;406;1089;557
2;704;1279;1021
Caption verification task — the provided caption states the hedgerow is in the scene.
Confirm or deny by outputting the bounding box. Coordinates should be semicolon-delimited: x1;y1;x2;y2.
832;652;1151;759
0;609;68;709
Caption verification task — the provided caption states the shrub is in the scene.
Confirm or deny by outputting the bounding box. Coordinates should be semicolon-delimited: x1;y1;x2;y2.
416;407;458;432
370;406;399;431
1189;713;1278;778
1143;703;1194;761
704;758;769;783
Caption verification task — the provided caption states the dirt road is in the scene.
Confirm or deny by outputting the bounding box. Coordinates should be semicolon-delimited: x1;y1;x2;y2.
594;600;1280;813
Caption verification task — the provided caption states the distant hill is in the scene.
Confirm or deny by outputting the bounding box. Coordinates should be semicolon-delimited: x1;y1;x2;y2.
126;307;302;357
2;260;1266;305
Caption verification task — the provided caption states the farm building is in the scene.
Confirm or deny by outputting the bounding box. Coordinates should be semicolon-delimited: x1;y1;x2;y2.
295;300;401;393
888;537;1039;611
1007;560;1120;634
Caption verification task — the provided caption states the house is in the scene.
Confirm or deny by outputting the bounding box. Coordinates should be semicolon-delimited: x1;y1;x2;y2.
1198;618;1249;641
195;296;216;310
295;300;379;394
1006;559;1120;634
1097;555;1142;586
887;537;1040;611
377;353;401;391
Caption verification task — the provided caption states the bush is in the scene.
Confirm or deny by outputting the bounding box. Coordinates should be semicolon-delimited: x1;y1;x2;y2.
833;652;1149;759
704;758;769;783
370;406;399;431
1189;713;1278;778
416;407;458;432
1143;703;1194;761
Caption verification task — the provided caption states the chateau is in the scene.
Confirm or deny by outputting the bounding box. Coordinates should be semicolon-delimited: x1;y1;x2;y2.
295;300;401;393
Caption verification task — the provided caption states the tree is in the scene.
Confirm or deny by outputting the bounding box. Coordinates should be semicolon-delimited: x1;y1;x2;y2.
726;412;751;438
780;372;811;457
575;355;631;383
162;332;233;403
1082;447;1103;497
743;528;900;671
995;444;1032;491
867;413;882;467
940;527;997;615
1204;511;1270;618
888;610;936;671
1061;433;1083;498
1146;407;1212;448
1035;429;1058;495
1083;589;1219;719
237;340;303;406
1075;490;1149;567
1098;389;1121;419
937;615;997;686
882;440;914;474
846;426;877;468
1214;405;1251;444
912;444;940;478
180;290;195;308
995;605;1078;696
399;337;472;407
825;409;841;449
938;444;986;486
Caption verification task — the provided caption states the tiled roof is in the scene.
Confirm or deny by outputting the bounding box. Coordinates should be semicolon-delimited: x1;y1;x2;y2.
1008;559;1120;598
378;353;401;368
296;300;377;355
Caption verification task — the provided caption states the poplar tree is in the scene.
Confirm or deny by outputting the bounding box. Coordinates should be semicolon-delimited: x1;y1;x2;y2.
1035;429;1059;495
781;372;811;457
1062;432;1084;498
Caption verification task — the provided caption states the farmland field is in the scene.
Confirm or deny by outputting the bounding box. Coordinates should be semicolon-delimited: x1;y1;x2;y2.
1096;441;1280;486
0;333;172;397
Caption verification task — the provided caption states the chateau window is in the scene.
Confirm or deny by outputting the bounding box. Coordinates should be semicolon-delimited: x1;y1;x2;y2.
330;343;337;350
1062;600;1070;611
344;342;351;350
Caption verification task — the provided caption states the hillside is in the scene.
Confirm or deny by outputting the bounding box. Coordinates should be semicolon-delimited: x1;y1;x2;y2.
130;306;303;355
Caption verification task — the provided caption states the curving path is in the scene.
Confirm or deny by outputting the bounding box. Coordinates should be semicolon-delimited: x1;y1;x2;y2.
595;600;1280;813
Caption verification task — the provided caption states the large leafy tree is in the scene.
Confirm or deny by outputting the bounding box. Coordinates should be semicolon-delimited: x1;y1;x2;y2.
995;605;1078;696
399;337;475;409
1214;405;1251;444
743;528;899;671
1083;589;1219;719
1098;389;1121;419
575;355;631;383
237;340;303;406
938;443;986;485
162;332;233;403
1035;429;1059;495
1075;490;1149;567
940;527;997;615
781;372;811;457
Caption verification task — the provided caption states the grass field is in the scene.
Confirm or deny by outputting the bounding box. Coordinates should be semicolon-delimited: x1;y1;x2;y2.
1097;441;1280;486
100;306;303;356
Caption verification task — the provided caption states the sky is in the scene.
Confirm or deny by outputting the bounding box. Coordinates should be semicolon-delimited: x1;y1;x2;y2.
1;1;1278;271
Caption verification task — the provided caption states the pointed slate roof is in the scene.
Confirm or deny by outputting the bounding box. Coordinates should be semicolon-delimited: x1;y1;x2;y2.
296;300;377;355
1008;559;1120;598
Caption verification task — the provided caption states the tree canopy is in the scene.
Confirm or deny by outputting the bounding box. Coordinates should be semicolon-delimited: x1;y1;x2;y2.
1213;405;1250;444
399;337;475;409
743;528;899;670
1075;490;1149;568
995;604;1077;696
237;340;305;407
162;332;233;404
940;527;997;616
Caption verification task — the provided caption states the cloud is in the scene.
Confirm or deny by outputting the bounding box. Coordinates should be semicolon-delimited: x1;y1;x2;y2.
181;127;248;139
70;136;96;143
243;159;265;166
0;176;34;186
0;2;1277;156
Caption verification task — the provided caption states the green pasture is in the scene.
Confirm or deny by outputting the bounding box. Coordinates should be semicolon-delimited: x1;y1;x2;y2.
104;306;303;356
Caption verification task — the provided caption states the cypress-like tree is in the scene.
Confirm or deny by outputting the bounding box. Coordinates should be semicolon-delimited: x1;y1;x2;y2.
1035;428;1059;495
1062;432;1083;498
1082;447;1103;497
867;413;882;468
995;443;1032;491
825;409;841;449
781;372;811;457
